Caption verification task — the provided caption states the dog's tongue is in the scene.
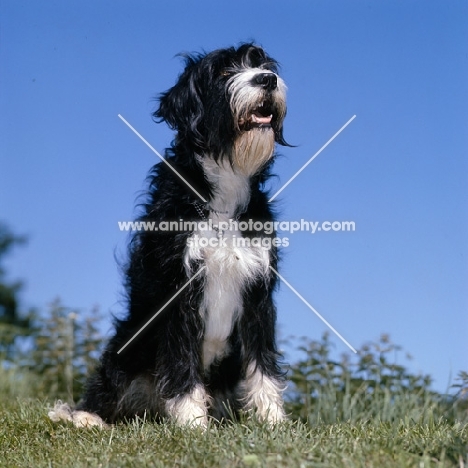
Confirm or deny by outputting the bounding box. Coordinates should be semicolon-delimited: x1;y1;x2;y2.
251;113;273;125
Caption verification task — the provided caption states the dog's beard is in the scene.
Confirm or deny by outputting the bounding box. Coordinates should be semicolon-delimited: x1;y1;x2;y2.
232;127;275;176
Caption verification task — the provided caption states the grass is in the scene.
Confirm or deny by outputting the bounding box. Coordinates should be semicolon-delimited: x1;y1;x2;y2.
0;397;466;468
1;332;467;467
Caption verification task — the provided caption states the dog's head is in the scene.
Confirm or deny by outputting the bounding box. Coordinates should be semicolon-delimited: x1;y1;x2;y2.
154;43;288;175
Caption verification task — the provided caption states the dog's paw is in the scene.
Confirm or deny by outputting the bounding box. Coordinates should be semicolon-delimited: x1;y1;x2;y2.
48;400;108;429
240;362;287;425
262;404;286;425
48;400;74;423
71;410;108;428
166;385;209;429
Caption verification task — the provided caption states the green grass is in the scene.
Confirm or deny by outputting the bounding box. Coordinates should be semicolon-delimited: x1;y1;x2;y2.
1;333;467;467
1;398;466;468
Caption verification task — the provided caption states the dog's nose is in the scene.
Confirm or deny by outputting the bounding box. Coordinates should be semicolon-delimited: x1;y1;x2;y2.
253;73;277;91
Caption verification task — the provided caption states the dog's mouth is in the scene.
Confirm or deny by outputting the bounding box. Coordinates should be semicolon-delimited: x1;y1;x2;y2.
238;102;274;130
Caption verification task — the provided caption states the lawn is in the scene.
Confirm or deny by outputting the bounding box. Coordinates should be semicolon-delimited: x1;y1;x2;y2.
0;398;466;468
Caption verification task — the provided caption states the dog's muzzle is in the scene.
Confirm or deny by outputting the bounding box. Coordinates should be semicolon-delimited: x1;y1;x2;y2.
249;73;278;126
231;69;286;132
249;102;274;126
252;73;278;91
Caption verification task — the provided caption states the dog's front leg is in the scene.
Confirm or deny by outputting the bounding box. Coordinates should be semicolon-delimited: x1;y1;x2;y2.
165;383;210;428
239;296;286;424
240;361;286;423
158;293;210;428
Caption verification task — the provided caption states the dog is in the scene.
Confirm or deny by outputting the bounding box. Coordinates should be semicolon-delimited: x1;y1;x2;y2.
49;43;289;428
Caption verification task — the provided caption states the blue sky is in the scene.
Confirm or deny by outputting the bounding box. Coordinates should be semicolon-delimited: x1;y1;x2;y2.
1;0;467;392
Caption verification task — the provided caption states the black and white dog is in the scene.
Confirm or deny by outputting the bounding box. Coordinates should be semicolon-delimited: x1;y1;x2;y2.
50;43;289;428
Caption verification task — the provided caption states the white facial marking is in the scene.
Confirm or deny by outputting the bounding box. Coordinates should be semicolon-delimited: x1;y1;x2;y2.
228;67;287;128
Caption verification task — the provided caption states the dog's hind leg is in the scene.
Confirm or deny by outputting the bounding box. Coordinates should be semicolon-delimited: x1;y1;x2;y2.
48;401;108;428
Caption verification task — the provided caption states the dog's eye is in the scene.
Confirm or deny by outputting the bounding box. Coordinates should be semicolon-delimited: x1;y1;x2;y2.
220;70;231;77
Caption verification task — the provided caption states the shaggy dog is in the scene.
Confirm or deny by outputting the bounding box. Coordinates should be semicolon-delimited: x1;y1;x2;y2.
49;43;289;428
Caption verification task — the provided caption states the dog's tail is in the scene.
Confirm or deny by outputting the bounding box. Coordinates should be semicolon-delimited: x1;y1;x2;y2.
48;400;108;428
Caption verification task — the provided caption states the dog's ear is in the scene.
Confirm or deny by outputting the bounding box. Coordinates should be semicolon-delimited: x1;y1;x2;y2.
153;56;205;148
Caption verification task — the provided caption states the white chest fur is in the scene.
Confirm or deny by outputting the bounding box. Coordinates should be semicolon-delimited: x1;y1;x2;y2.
184;158;270;369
